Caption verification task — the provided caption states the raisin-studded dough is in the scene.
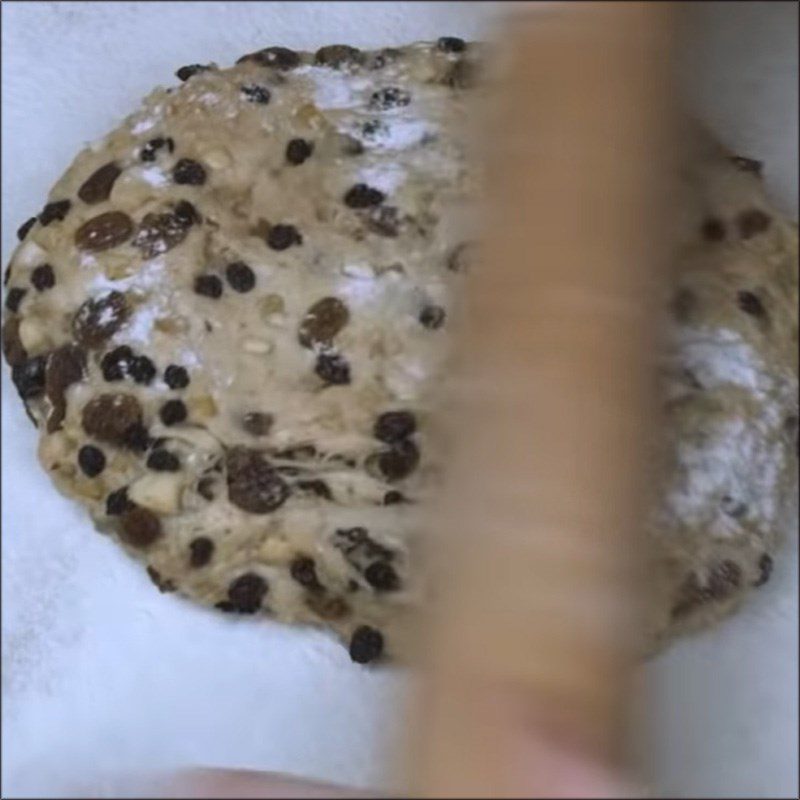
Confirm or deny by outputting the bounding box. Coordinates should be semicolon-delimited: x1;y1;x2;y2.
2;39;797;663
646;132;798;651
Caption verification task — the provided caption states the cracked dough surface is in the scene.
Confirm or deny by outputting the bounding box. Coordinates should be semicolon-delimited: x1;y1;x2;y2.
2;39;797;663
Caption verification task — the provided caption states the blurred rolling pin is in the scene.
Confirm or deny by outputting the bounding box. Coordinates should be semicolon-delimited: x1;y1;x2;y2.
404;3;677;796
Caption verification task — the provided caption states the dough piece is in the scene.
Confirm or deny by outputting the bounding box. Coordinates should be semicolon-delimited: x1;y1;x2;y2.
645;136;798;651
3;39;480;663
2;39;796;662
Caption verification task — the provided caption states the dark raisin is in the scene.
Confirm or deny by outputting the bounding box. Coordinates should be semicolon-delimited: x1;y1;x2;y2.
673;559;744;618
39;200;71;226
3;265;9;287
701;217;725;242
147;566;176;593
365;205;400;237
128;355;156;385
197;476;217;501
17;217;37;241
266;224;302;250
78;444;106;477
172;158;207;186
737;290;767;318
11;355;46;400
82;393;142;444
364;561;400;592
285;138;314;165
754;553;773;587
227;572;268;613
419;304;446;329
349;625;383;664
112;423;145;452
368;87;411;110
306;594;350;620
241;84;271;104
737;208;771;239
298;296;350;348
368;48;401;70
372;440;420;482
140;137;173;162
121;422;152;453
101;345;133;381
164;364;190;389
707;560;742;598
447;241;474;272
147;449;180;471
226;447;289;513
106;487;134;516
438;36;466;53
242;412;273;437
237;46;300;70
159;399;187;426
374;411;416;443
225;261;256;293
189;536;215;568
133;209;193;258
2;317;27;367
30;264;55;292
729;155;762;175
671;288;695;322
333;527;394;565
78;162;122;204
296;480;332;500
75;211;134;252
683;367;703;390
315;352;351;385
361;119;386;139
173;200;200;226
72;291;129;348
383;491;405;505
176;63;212;81
343;183;385;208
194;274;223;298
119;507;162;549
44;344;86;432
5;287;26;312
720;495;747;519
290;556;323;590
314;45;364;68
333;527;367;551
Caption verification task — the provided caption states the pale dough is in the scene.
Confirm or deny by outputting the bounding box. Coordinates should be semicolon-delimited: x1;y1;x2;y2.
646;131;798;651
2;40;797;663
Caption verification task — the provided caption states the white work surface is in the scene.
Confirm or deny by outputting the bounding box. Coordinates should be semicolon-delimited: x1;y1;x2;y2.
2;3;797;797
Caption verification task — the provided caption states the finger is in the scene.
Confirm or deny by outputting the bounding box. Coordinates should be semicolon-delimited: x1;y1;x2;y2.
153;767;376;798
506;728;646;799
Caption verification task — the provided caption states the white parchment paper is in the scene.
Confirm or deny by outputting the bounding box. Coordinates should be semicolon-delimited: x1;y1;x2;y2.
2;3;796;797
